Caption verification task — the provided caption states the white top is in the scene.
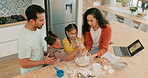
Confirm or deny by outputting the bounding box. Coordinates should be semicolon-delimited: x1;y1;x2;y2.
17;26;44;74
90;27;101;50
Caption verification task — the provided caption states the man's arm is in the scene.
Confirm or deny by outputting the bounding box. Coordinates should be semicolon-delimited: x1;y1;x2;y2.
19;53;56;68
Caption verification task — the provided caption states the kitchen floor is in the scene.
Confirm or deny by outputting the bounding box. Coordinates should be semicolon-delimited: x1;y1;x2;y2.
0;58;20;78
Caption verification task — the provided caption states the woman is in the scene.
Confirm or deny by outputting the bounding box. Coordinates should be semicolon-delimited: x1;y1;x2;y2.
82;8;112;57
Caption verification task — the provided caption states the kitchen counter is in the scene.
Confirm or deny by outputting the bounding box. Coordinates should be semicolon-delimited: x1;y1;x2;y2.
14;21;148;78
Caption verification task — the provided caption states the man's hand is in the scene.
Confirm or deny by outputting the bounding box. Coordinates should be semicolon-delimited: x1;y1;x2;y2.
43;53;56;64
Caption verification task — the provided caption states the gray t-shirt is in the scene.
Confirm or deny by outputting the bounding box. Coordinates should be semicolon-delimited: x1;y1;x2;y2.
17;26;44;74
46;48;66;61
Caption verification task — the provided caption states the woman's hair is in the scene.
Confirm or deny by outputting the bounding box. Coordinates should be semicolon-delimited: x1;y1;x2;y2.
65;24;78;44
44;31;58;45
82;8;108;35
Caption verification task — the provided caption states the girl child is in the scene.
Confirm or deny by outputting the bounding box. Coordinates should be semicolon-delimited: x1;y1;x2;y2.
44;31;66;61
62;24;86;61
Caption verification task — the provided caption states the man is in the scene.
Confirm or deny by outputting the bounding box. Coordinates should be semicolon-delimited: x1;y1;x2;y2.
17;5;56;74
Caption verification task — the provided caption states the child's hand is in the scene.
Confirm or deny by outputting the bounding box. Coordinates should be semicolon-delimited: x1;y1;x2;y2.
75;47;83;53
72;43;78;48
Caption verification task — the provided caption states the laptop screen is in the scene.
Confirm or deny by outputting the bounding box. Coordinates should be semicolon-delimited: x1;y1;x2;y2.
127;39;144;56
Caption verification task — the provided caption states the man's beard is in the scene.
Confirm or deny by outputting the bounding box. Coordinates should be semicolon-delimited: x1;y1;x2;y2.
37;24;44;29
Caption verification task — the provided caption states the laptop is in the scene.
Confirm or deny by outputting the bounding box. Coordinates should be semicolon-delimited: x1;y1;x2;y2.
113;39;144;57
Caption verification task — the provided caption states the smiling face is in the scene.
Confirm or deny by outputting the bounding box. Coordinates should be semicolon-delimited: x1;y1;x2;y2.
33;13;45;29
87;14;99;28
66;28;77;40
50;38;61;48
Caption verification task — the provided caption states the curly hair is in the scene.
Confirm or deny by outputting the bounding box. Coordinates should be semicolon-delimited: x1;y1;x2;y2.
82;8;108;35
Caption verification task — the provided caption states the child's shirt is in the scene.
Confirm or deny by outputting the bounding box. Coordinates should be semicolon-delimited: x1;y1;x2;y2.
46;47;66;61
62;37;83;53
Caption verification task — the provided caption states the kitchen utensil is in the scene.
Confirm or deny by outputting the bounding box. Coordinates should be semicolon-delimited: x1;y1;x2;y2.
54;67;64;77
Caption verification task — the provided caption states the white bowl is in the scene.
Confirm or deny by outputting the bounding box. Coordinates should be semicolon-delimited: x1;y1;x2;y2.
74;52;92;66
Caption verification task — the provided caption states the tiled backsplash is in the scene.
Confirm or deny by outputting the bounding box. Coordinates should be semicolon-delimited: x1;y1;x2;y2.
0;0;32;17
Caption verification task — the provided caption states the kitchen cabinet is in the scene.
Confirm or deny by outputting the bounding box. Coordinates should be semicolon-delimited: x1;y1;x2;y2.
0;24;24;57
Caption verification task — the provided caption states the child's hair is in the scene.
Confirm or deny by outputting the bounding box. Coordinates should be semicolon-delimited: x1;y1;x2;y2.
65;24;78;44
44;31;58;45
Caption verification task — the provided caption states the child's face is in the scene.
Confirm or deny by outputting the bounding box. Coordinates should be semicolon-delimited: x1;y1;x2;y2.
51;38;61;48
67;28;77;40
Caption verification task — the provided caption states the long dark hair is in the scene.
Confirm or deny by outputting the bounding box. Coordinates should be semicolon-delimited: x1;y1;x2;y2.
44;31;58;45
82;8;108;35
65;24;78;44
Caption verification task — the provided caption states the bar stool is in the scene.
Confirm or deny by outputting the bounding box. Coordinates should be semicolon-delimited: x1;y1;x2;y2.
123;17;135;28
106;12;117;22
138;23;148;32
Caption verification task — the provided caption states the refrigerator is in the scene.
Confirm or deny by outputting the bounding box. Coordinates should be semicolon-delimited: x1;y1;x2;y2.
44;0;77;40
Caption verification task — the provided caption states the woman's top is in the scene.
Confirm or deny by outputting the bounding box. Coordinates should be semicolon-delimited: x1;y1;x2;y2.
90;27;101;51
83;24;112;57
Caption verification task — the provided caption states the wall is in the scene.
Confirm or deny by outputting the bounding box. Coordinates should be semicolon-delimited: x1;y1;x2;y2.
0;0;32;17
76;0;83;37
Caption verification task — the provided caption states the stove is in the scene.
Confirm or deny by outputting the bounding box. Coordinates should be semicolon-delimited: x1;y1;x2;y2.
0;15;27;25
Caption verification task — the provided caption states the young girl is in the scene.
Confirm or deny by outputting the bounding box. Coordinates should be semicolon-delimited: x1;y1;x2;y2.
62;24;86;60
44;31;66;61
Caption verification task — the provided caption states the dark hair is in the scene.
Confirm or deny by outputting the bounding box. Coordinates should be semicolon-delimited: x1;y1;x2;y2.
25;4;45;21
82;8;108;35
44;31;58;45
65;24;78;44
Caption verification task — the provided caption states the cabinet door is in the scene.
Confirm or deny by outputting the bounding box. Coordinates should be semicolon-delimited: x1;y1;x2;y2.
0;24;24;57
0;40;17;57
0;24;25;43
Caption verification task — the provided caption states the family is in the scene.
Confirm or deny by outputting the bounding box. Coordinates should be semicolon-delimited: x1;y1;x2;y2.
17;4;112;74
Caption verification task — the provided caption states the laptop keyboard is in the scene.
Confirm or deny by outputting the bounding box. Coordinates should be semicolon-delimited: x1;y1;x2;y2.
120;47;129;56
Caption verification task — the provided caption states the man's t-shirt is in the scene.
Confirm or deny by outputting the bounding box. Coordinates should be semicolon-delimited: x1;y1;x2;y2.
17;26;44;74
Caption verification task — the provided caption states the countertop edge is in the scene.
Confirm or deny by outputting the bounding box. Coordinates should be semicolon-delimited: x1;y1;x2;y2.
0;21;27;28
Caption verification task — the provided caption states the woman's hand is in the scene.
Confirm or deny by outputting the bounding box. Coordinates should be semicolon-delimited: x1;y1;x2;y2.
92;54;98;61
